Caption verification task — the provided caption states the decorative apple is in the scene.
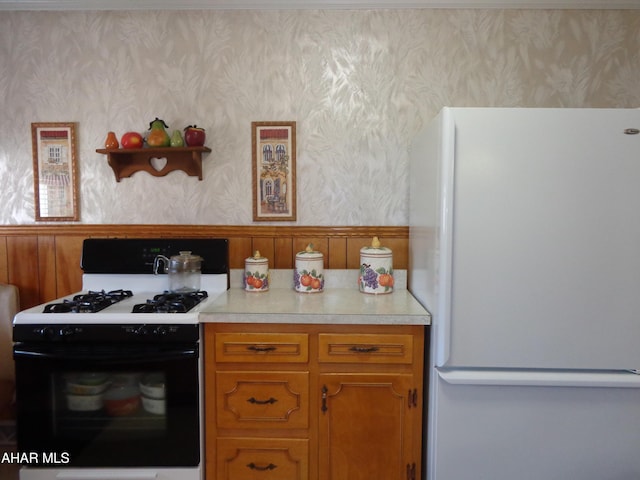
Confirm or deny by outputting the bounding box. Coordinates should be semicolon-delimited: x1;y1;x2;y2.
120;131;144;149
184;125;206;147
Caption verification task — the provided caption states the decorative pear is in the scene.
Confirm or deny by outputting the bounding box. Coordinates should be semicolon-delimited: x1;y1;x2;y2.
147;117;170;147
104;131;119;149
170;129;184;147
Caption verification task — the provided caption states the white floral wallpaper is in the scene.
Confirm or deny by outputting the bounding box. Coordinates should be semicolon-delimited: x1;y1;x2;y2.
0;9;638;225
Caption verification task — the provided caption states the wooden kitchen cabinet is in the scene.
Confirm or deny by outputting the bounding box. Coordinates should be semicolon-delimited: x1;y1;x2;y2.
317;332;421;480
215;370;309;429
204;323;425;480
216;437;309;480
319;373;417;480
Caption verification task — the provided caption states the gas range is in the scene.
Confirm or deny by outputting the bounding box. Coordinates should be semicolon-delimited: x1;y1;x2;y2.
15;274;227;324
12;238;228;480
13;238;229;339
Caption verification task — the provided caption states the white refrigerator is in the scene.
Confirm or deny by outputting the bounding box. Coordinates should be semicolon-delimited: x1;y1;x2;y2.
409;107;640;480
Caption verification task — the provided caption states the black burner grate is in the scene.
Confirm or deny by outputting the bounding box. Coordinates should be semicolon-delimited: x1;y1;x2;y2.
132;291;208;314
43;290;133;313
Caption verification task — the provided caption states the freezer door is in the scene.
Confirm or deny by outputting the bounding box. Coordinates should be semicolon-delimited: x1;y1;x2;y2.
429;373;640;480
443;108;640;370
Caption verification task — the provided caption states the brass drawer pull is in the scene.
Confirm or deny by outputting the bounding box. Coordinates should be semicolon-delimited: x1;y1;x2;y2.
349;345;380;354
247;462;277;471
247;345;277;353
247;396;278;405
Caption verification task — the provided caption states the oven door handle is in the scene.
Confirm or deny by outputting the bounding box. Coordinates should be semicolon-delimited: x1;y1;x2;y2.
56;472;159;479
56;470;158;480
13;345;198;363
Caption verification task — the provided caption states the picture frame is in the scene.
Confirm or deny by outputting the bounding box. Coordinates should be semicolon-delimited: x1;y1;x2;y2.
31;122;79;221
252;121;297;222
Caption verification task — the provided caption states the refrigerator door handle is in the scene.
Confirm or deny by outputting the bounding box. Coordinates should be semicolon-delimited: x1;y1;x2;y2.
437;368;640;388
434;107;455;368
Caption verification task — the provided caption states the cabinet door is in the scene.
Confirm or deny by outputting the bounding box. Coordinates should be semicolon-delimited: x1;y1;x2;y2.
318;373;418;480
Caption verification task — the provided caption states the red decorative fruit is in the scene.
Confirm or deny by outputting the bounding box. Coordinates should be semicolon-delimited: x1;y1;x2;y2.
184;125;206;147
120;132;144;149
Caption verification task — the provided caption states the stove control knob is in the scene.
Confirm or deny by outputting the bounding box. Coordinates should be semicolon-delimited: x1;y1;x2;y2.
37;327;56;340
59;327;76;338
134;325;148;336
154;326;168;336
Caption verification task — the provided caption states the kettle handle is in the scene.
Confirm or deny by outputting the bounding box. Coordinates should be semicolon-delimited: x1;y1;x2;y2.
153;255;169;275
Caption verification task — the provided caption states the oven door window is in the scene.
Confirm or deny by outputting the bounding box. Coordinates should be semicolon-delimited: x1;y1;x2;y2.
14;343;199;467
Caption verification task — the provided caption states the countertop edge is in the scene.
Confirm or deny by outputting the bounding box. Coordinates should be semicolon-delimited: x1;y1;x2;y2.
199;312;430;325
199;287;431;326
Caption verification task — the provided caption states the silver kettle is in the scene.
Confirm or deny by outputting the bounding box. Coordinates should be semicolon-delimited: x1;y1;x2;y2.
153;251;203;293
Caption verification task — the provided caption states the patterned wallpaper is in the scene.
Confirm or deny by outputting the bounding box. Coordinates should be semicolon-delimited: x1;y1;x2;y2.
0;9;638;225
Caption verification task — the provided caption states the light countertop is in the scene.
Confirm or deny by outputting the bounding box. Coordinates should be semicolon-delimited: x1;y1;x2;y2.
199;270;431;326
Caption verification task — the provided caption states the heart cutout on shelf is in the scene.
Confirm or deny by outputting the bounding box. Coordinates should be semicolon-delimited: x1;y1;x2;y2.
149;157;168;172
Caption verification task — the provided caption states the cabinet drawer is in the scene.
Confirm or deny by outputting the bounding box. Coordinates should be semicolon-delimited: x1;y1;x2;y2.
318;333;414;364
216;371;309;429
215;333;308;363
216;437;308;480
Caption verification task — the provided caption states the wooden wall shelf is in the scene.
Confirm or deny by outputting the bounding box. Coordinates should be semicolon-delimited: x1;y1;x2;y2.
96;146;211;181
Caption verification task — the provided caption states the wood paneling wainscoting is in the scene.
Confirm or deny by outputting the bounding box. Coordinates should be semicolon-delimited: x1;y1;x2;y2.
0;225;408;311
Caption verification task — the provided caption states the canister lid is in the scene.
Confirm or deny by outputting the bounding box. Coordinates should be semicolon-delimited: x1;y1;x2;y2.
360;237;392;255
296;243;323;259
245;250;268;264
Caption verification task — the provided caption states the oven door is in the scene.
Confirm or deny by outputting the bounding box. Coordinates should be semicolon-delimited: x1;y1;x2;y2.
13;341;200;468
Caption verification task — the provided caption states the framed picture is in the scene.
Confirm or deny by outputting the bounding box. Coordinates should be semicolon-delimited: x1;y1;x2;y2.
31;122;79;221
252;121;296;222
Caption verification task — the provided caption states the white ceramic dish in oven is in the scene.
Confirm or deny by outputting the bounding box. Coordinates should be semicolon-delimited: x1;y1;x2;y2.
141;395;166;415
139;373;166;399
66;380;110;395
75;372;109;385
67;393;104;412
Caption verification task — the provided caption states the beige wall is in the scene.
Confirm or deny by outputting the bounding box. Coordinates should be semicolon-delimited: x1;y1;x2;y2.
0;9;638;226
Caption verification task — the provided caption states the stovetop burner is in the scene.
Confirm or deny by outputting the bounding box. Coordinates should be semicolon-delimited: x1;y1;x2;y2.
43;289;133;313
132;291;208;314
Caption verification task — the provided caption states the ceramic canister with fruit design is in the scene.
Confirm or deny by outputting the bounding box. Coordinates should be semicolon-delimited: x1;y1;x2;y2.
359;237;394;294
294;244;324;293
244;250;269;292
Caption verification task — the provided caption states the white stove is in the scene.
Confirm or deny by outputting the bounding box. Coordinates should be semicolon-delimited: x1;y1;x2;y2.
14;238;229;336
12;238;228;480
14;273;228;327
